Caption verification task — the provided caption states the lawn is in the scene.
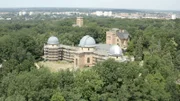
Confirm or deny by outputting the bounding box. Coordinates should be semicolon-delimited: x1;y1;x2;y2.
37;61;74;72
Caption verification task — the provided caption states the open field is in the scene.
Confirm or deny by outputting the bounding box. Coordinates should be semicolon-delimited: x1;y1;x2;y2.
37;61;74;72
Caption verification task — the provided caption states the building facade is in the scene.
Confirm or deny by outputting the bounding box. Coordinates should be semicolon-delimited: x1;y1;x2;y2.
76;17;83;27
44;36;62;61
44;28;131;68
106;28;129;49
72;17;84;27
44;36;77;62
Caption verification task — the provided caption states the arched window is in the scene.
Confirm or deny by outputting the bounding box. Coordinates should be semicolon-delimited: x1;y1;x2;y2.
87;57;90;63
76;59;78;66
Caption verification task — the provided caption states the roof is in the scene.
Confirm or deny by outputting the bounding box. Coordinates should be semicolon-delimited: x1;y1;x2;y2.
95;44;112;52
79;35;96;47
94;44;113;56
109;45;123;56
116;30;129;39
47;36;59;45
111;28;119;32
94;44;124;57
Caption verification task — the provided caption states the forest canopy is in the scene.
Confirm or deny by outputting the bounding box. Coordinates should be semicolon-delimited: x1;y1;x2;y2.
0;17;179;101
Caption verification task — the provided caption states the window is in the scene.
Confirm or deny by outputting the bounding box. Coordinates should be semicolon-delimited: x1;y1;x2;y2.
87;57;90;63
96;58;98;62
107;36;111;40
88;48;90;51
76;59;78;66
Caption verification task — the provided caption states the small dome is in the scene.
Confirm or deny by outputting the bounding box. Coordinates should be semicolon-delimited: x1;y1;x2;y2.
47;36;59;45
79;35;96;47
109;45;123;56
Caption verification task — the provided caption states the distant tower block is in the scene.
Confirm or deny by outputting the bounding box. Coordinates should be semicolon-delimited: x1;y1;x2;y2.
171;14;176;20
76;17;83;27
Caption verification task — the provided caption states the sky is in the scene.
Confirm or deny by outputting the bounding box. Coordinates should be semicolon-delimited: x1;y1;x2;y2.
0;0;179;11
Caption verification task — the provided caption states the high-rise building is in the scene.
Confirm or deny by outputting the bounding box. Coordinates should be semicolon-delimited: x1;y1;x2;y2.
96;11;103;16
172;14;176;20
103;11;112;17
18;11;27;16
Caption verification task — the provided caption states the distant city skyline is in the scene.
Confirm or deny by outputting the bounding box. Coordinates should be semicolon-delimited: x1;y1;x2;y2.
0;0;179;11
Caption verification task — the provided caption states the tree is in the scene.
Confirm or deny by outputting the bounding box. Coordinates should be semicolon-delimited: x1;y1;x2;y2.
134;31;144;61
174;50;180;70
0;69;58;101
141;72;171;100
1;59;19;75
51;92;65;101
73;70;103;101
5;94;26;101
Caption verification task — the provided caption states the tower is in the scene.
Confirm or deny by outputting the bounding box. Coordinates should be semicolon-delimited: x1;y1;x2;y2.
44;36;62;61
74;35;96;68
76;17;83;27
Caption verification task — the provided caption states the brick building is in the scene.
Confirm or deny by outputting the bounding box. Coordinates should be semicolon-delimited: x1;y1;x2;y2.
106;28;129;49
44;28;132;68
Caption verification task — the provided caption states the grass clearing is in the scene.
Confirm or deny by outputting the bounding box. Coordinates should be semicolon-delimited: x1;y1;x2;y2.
37;61;74;72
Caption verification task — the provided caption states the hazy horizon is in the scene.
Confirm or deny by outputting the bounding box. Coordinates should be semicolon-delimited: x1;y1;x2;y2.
0;0;179;11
